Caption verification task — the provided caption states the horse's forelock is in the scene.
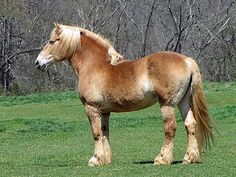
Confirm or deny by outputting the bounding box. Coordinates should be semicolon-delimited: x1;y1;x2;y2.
58;26;81;58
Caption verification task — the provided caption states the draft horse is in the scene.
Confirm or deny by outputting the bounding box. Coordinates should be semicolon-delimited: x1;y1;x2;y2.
35;23;213;166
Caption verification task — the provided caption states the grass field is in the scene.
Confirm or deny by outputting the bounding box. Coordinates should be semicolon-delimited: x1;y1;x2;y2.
0;83;236;177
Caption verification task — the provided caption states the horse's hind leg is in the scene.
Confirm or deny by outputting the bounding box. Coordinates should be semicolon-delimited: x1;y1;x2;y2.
85;104;112;166
178;90;200;164
154;105;176;165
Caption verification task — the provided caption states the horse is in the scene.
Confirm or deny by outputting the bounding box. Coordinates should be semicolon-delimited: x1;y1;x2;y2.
35;23;213;166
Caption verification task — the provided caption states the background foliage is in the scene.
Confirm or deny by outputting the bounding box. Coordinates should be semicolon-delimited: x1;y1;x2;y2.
0;0;235;94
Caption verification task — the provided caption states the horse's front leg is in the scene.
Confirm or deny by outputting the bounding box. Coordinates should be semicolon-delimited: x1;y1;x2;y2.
85;104;112;166
154;106;177;165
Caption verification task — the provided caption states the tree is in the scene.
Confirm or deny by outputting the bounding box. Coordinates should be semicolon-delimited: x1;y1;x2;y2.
0;0;235;95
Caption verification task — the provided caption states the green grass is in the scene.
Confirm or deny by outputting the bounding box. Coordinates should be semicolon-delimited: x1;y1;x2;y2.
0;83;236;177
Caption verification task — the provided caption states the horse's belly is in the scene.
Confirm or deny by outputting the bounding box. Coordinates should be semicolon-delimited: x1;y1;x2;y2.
114;100;157;112
102;93;157;113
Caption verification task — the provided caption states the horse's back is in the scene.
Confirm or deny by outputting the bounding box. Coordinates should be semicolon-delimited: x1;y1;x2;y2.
146;51;188;71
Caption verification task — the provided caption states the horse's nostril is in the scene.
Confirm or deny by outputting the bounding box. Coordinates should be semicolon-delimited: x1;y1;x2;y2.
35;61;39;65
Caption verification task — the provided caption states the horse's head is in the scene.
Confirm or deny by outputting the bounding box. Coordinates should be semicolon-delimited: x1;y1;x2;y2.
35;23;81;70
36;23;124;70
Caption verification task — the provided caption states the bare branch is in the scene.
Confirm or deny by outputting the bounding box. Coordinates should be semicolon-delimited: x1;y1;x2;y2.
196;17;231;59
118;0;143;35
6;48;42;63
96;0;128;32
141;0;159;56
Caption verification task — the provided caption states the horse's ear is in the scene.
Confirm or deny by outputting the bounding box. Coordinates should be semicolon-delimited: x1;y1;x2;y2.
80;30;85;35
54;22;61;34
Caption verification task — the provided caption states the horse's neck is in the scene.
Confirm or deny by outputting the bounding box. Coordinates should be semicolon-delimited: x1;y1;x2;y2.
69;37;109;76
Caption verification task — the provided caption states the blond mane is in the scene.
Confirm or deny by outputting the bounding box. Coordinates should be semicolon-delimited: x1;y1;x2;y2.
78;28;124;65
50;25;81;58
54;24;123;64
79;28;112;49
108;47;124;65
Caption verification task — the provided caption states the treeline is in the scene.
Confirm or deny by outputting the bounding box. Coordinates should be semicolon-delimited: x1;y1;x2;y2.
0;0;235;95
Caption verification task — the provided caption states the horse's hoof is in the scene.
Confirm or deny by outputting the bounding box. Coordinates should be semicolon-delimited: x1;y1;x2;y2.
88;156;102;167
183;151;200;164
153;155;173;165
182;159;190;164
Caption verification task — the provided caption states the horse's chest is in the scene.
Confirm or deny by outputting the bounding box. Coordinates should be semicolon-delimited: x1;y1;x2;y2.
78;81;104;105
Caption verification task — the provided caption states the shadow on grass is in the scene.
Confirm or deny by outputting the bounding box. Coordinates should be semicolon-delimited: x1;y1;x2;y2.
134;160;153;164
134;160;192;165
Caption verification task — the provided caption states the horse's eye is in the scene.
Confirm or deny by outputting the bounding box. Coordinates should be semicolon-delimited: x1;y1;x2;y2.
49;40;55;44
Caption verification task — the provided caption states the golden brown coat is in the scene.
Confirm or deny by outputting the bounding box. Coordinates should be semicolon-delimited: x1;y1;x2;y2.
35;23;213;166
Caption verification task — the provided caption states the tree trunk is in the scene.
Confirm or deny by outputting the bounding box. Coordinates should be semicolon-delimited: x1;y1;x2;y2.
0;17;13;93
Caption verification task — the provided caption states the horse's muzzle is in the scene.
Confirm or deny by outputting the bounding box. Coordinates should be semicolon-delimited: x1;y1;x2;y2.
35;62;47;71
35;60;46;71
35;54;54;71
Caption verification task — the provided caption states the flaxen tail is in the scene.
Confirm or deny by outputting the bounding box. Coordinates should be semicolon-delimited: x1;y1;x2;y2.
189;58;214;152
